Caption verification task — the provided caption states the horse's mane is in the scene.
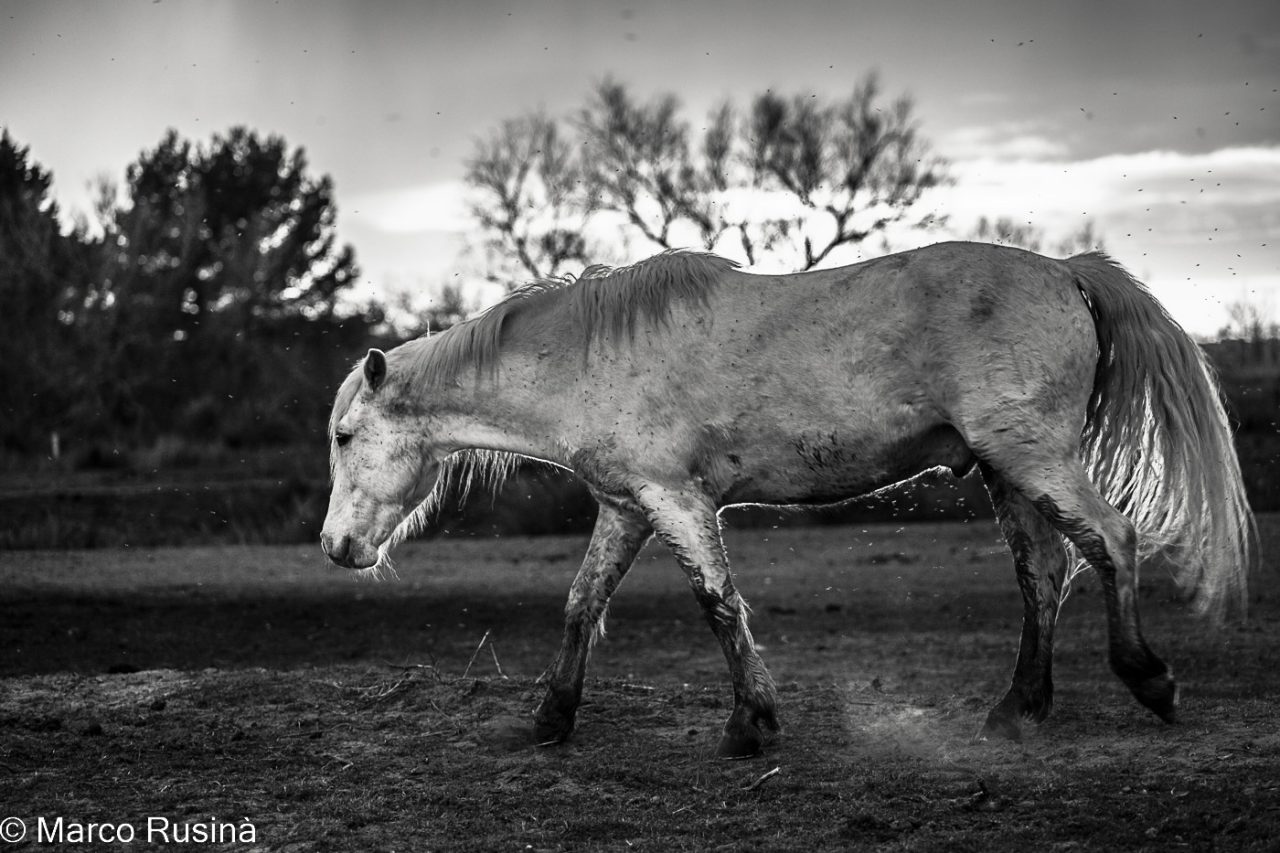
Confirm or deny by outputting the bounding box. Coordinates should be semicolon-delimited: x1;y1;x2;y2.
326;250;737;550
393;249;738;392
330;247;737;432
330;249;736;438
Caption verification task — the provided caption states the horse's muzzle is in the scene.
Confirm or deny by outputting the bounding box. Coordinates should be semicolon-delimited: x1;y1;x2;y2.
320;532;378;570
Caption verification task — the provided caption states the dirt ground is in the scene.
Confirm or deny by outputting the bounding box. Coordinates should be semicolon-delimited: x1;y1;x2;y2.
2;516;1278;852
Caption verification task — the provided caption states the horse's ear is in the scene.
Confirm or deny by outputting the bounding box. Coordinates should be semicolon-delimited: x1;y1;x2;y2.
363;348;387;391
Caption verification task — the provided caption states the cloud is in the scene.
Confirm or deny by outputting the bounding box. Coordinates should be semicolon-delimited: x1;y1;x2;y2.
955;91;1011;107
348;180;473;234
938;122;1071;162
928;144;1280;240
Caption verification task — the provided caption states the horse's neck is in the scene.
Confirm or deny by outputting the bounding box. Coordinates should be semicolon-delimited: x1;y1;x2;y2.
439;413;562;462
435;355;571;466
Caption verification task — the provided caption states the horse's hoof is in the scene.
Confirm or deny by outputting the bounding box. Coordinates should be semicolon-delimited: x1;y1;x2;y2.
532;705;576;744
1130;672;1179;723
978;711;1022;743
533;724;571;746
713;702;779;758
715;728;763;759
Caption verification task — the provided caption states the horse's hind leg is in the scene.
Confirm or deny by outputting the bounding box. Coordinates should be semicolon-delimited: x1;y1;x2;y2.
979;463;1069;741
534;500;651;744
992;456;1177;722
638;485;779;758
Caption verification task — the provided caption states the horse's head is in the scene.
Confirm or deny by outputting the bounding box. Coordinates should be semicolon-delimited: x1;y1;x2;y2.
321;348;441;570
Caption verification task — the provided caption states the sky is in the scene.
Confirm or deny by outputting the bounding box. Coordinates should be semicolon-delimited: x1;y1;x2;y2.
2;0;1278;336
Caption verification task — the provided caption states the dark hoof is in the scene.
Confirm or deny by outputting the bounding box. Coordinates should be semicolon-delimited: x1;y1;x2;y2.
1129;670;1179;723
716;728;764;759
533;719;572;746
977;687;1052;742
533;695;578;745
978;711;1022;742
715;705;779;759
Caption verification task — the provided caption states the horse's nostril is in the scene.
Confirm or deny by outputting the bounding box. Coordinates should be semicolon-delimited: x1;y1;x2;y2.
322;533;351;565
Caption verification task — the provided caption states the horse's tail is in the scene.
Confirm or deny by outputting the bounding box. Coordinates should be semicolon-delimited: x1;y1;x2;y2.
1066;251;1256;619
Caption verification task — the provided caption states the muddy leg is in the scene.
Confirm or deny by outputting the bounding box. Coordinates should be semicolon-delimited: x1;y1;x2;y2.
979;464;1069;741
533;501;651;744
1000;459;1178;722
639;486;779;758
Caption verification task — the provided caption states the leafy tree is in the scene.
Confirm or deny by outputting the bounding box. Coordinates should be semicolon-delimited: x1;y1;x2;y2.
79;127;370;445
0;130;90;453
466;74;948;286
95;128;358;338
0;126;375;465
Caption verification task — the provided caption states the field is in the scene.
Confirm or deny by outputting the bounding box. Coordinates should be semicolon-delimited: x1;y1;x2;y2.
2;516;1279;852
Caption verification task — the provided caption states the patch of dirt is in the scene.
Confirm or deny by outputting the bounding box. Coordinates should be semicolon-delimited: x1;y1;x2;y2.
2;517;1279;850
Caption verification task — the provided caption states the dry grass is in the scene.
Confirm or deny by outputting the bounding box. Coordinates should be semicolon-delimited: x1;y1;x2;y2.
2;517;1278;850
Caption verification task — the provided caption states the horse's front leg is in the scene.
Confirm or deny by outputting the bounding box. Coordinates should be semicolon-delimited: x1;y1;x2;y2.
639;485;779;758
534;499;651;744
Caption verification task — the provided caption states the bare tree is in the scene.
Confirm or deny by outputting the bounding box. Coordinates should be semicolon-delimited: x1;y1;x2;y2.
969;216;1106;257
465;113;592;286
576;80;694;251
466;74;949;283
970;216;1044;252
576;85;783;263
1219;297;1279;343
744;74;946;268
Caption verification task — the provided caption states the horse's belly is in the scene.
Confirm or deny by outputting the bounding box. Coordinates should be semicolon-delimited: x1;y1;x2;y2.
720;423;973;507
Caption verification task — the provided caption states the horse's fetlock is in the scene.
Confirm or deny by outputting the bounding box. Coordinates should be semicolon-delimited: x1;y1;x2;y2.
1126;668;1179;723
1018;679;1053;722
1109;646;1167;684
755;703;781;734
1026;696;1053;723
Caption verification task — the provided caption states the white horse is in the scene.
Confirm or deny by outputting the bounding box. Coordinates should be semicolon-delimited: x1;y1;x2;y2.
321;242;1254;756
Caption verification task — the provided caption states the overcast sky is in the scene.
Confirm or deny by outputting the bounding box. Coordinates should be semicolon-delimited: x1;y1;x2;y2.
3;0;1278;335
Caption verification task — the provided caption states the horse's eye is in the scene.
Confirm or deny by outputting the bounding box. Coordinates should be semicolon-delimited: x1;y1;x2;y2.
335;432;353;448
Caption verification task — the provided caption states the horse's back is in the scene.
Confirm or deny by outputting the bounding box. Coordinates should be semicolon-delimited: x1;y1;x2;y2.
707;241;1096;410
591;242;1090;502
566;242;1099;505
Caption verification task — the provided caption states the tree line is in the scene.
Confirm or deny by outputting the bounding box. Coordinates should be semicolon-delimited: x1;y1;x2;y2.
464;74;1105;292
0;127;379;464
